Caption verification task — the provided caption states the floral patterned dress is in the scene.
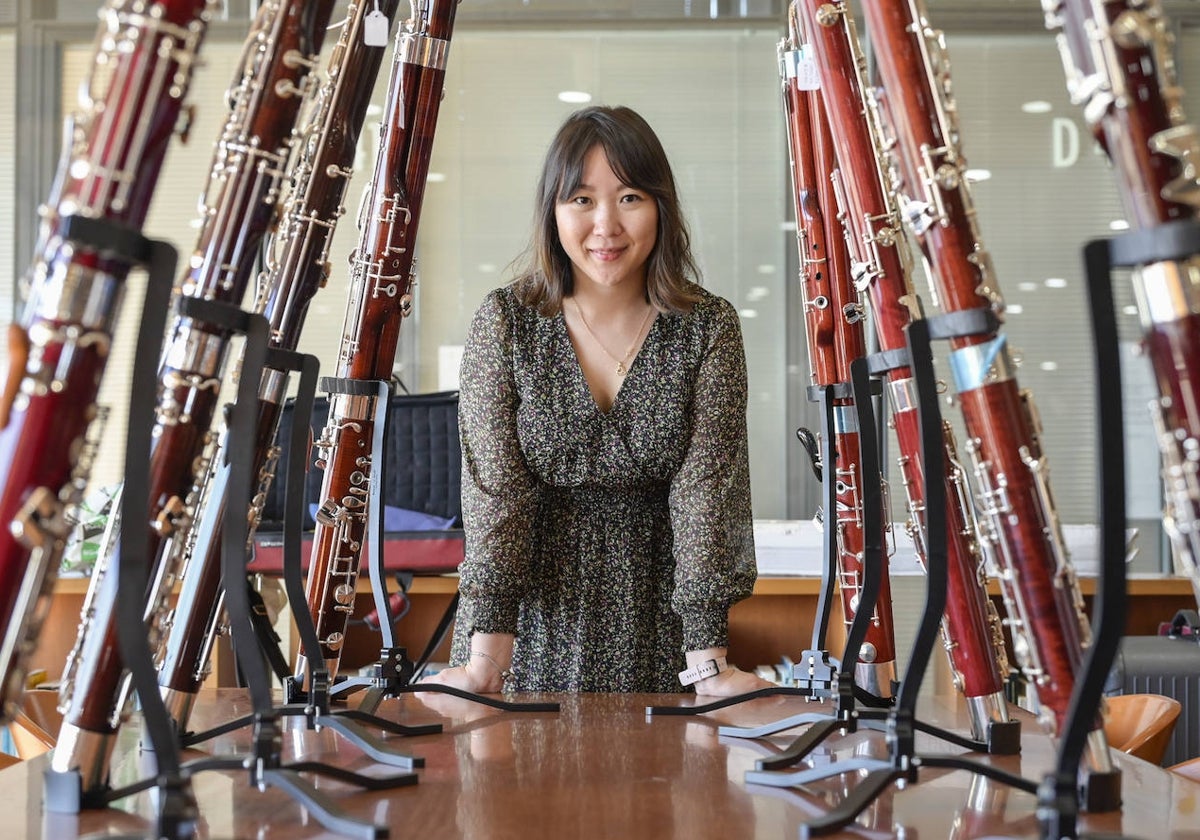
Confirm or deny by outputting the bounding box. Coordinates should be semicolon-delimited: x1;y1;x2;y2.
448;282;756;692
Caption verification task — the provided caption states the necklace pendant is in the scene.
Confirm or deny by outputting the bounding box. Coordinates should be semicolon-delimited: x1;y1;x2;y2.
616;361;627;377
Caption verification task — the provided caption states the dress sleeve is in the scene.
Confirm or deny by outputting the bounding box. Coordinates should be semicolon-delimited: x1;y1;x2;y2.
668;298;758;650
454;291;541;636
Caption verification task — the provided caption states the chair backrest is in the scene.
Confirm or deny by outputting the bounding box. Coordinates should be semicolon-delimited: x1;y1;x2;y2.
3;690;58;760
1168;755;1200;783
1104;693;1183;765
258;390;462;534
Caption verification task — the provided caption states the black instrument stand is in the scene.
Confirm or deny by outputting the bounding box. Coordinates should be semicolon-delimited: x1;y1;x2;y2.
37;216;198;839
58;298;414;840
716;373;899;748
1034;225;1194;840
726;324;1020;766
647;381;893;719
744;317;1037;837
293;377;559;716
182;332;419;840
179;355;441;772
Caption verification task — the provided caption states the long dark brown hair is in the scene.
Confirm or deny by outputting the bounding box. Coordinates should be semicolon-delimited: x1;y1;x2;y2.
512;105;702;316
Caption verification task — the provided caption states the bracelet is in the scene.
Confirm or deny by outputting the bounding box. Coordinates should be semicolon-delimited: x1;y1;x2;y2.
470;651;515;683
678;656;729;687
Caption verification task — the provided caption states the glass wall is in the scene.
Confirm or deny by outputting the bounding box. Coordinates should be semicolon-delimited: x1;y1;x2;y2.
58;21;794;518
0;31;11;330
2;4;1199;563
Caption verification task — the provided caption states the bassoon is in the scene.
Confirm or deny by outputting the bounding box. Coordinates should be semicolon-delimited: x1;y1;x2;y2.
1043;0;1200;609
156;0;401;733
298;0;459;682
50;0;336;790
780;4;898;698
0;0;214;724
857;0;1071;739
795;0;1020;743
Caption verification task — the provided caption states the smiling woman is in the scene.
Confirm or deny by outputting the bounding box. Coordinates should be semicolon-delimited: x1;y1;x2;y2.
554;146;659;293
417;105;777;696
552;140;663;411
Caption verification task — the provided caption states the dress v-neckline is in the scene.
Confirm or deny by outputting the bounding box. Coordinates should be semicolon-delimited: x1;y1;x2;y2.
562;311;656;416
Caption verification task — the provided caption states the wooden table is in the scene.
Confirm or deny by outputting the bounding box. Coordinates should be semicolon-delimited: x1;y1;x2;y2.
2;690;1198;839
29;575;1196;694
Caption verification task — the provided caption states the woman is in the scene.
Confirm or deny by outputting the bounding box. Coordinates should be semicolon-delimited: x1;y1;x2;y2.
421;105;771;696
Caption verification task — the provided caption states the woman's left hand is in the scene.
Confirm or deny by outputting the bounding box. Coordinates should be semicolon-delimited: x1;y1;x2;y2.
692;666;776;697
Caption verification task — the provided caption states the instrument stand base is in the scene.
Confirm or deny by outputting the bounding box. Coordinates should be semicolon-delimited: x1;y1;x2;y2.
646;685;818;717
313;646;560;714
860;712;1022;756
1080;768;1123;815
744;713;1038;836
52;718;412;840
1037;772;1136;840
160;713;413;840
739;696;1005;775
179;697;439;768
44;767;199;840
722;667;1015;769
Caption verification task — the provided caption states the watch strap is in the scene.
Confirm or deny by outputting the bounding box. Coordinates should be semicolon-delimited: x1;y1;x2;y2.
678;656;729;687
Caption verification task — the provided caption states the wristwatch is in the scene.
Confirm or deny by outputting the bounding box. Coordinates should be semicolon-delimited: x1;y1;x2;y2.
678;656;729;687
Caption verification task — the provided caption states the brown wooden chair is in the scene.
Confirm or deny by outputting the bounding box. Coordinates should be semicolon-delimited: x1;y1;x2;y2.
7;711;55;760
1169;756;1200;783
1103;693;1182;765
18;688;61;745
0;688;60;762
0;701;57;770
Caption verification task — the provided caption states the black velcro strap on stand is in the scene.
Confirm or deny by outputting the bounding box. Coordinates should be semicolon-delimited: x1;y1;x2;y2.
321;376;385;397
865;309;999;380
60;213;154;263
866;347;912;376
1108;218;1200;266
806;379;882;403
925;307;1000;341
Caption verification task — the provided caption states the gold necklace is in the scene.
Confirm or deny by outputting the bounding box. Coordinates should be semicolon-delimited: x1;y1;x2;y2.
570;297;655;377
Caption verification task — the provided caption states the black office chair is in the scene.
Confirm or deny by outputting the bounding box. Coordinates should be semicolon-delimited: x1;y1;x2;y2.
252;389;464;678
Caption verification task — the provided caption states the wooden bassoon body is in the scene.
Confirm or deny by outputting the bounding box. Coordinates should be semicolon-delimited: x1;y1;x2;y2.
1044;0;1200;610
795;0;1025;743
780;3;898;698
861;0;1103;744
299;0;460;682
52;0;335;791
155;0;400;733
0;0;214;733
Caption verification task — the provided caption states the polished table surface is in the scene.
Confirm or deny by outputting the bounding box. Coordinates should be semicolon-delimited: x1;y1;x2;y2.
2;689;1198;839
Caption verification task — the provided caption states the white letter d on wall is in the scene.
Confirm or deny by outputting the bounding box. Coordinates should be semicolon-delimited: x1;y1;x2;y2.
1052;117;1079;168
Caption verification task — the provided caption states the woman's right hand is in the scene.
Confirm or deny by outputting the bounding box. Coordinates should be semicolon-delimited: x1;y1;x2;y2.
414;659;505;694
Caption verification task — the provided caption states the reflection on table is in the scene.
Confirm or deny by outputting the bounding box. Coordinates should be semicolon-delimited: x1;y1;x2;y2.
0;690;1197;839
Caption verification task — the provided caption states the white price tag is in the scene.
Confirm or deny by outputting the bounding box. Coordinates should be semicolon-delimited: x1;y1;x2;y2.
794;58;820;90
791;45;820;91
782;47;821;91
363;8;390;47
